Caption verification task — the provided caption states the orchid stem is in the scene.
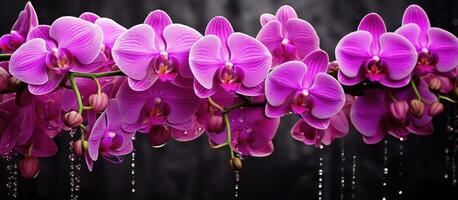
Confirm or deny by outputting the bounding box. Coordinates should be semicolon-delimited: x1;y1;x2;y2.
410;80;422;101
92;77;102;94
223;112;235;159
70;70;125;79
69;73;84;114
208;97;224;112
438;95;457;103
0;54;11;61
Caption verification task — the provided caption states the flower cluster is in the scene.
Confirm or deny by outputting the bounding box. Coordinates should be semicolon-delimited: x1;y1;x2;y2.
0;2;457;177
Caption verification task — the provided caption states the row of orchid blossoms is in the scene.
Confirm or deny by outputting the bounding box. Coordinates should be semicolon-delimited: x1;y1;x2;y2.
0;2;457;178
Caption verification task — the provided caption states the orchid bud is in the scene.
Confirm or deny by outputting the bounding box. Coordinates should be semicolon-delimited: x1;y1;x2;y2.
18;156;39;178
229;157;242;171
428;102;444;116
428;77;441;91
149;125;171;148
0;67;8;90
327;61;339;74
82;140;89;152
73;139;84;157
206;115;224;133
89;93;109;112
7;76;22;91
410;99;425;118
64;111;83;128
389;101;409;120
454;87;458;97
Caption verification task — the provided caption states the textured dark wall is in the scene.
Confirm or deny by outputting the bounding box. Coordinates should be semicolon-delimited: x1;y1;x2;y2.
0;0;457;200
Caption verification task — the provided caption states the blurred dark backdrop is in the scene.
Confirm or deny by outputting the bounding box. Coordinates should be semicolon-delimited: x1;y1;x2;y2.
0;0;457;200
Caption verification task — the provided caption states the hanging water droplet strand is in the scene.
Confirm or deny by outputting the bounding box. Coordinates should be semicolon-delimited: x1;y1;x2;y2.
318;144;324;200
5;151;18;199
351;155;357;200
340;139;346;200
452;107;458;186
398;138;405;198
131;136;136;193
382;139;388;200
68;129;81;200
444;111;452;181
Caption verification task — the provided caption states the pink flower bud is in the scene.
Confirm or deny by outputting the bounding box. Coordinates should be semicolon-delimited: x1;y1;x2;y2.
428;102;444;116
410;99;425;118
64;111;83;128
327;61;339;73
389;101;409;120
0;67;8;90
229;157;242;171
428;77;441;91
89;93;109;112
18;156;39;179
148;125;171;148
7;76;21;91
206;115;224;133
73;140;84;157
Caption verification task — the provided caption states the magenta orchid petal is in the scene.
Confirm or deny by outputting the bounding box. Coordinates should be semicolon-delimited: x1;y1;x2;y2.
329;111;349;138
205;16;234;60
9;38;48;85
309;73;345;119
12;2;38;35
79;12;101;23
193;80;217;98
402;4;430;45
256;20;282;56
237;84;264;97
407;122;433;136
395;23;421;50
189;35;224;89
88;111;107;160
302;50;329;88
362;130;385;144
49;16;103;65
286;18;320;59
27;25;57;51
159;82;200;124
302;112;330;129
127;71;158;92
85;152;94;171
260;13;275;27
337;70;365;86
144;10;172;50
350;89;387;137
17;129;57;158
357;13;386;54
228;33;271;87
112;24;158;80
379;33;417;81
427;28;458;72
265;61;305;106
116;80;149;124
95;18;127;49
335;31;372;78
247;142;274;157
379;74;411;88
71;51;107;73
275;5;297;29
28;72;64;95
265;102;290;118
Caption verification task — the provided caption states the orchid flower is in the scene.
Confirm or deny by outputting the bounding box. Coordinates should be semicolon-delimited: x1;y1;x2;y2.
0;2;38;53
9;16;103;95
116;80;201;147
336;13;418;88
257;5;320;66
396;5;458;75
112;10;202;91
207;107;280;157
265;50;345;129
190;16;272;98
351;79;436;144
86;100;134;171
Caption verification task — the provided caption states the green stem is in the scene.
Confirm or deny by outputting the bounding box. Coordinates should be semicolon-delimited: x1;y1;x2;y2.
69;74;84;114
438;95;457;103
0;54;11;61
223;112;235;159
70;70;125;79
410;80;422;101
92;77;101;94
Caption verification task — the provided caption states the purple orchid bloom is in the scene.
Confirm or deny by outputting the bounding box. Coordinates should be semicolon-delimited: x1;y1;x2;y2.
265;50;345;129
351;79;436;144
112;10;202;91
336;13;418;88
189;16;272;98
0;2;38;53
257;5;320;66
395;5;458;75
86;100;134;171
291;111;348;147
207;107;280;157
116;79;200;147
9;16;104;95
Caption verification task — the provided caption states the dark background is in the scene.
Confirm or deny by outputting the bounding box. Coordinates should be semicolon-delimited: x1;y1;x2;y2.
1;0;458;200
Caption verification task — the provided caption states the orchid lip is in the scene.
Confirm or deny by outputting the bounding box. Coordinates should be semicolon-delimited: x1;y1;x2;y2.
281;38;289;46
45;48;73;74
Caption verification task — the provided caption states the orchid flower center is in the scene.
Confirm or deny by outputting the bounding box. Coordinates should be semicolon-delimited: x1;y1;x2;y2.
142;97;170;126
101;44;112;60
218;62;244;92
416;48;438;74
235;127;254;147
274;38;296;61
46;48;73;74
100;131;123;152
365;56;387;82
153;51;177;81
290;90;313;115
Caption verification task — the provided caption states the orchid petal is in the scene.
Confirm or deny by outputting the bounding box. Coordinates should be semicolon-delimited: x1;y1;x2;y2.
357;13;386;54
28;73;64;95
350;89;387;137
309;73;345;119
335;31;372;78
302;50;329;88
260;13;275;27
95;18;127;49
144;10;172;50
9;38;48;85
302;112;330;129
379;33;417;80
189;35;224;89
116;80;149;124
402;4;430;45
286;18;320;59
427;28;458;72
265;61;305;106
256;20;282;56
